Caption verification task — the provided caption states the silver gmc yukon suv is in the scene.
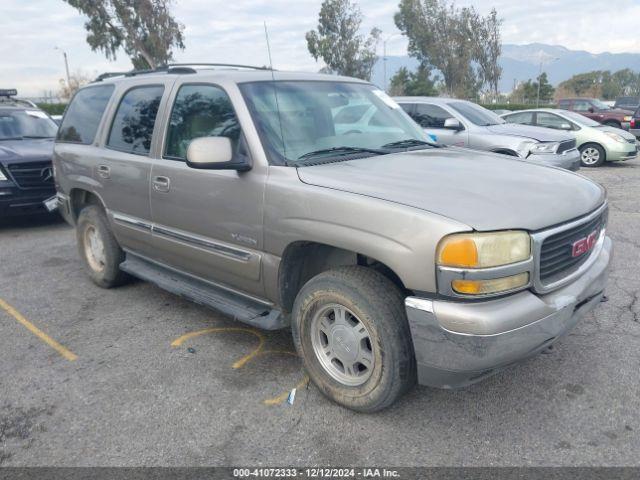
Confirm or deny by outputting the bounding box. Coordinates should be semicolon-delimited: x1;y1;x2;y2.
53;65;612;412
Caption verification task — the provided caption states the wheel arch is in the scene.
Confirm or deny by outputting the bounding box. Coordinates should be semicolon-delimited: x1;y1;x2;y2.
277;241;407;314
69;188;107;222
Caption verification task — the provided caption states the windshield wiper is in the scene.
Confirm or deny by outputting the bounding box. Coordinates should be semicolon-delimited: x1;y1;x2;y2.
382;139;436;149
22;135;54;139
297;146;387;162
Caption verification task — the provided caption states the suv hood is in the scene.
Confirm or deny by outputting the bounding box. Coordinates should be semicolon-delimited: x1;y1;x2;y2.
0;138;54;165
485;123;572;142
297;148;604;231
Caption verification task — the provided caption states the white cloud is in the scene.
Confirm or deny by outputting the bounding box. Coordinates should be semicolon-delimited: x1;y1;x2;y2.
0;0;638;98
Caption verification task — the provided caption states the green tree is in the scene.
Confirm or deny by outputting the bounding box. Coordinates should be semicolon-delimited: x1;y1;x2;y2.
511;72;555;103
394;0;501;98
306;0;381;80
389;64;438;96
64;0;185;70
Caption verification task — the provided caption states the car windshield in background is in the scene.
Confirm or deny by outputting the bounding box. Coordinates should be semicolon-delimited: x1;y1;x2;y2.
561;110;601;127
239;81;430;165
0;109;58;140
447;101;505;126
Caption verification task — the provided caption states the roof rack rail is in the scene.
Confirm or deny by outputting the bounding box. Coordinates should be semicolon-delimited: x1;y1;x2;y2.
93;63;273;82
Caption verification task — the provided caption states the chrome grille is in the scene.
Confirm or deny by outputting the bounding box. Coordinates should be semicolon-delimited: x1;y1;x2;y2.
557;139;576;154
539;207;608;284
7;161;54;189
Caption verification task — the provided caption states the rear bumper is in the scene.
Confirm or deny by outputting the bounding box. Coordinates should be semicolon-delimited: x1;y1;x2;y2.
528;148;581;171
406;236;612;389
0;184;56;216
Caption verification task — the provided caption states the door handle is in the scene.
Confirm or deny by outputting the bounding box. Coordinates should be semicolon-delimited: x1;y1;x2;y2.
96;165;110;179
152;176;171;193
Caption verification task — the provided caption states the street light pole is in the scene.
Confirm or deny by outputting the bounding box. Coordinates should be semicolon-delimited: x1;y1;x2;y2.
536;60;542;108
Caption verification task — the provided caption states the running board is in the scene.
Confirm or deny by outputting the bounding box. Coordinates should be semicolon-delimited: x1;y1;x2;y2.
120;253;289;330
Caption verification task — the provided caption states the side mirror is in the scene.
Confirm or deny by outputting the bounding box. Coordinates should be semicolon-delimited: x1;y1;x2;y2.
588;107;595;113
444;117;463;131
186;136;250;171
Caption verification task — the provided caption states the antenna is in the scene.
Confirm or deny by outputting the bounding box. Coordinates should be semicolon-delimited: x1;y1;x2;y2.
264;21;288;163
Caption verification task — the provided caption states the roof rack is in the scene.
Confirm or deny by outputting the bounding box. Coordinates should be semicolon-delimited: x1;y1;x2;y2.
93;63;273;82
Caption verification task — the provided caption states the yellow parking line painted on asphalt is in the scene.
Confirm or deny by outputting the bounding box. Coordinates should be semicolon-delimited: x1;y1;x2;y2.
263;375;310;406
0;298;78;362
170;327;265;369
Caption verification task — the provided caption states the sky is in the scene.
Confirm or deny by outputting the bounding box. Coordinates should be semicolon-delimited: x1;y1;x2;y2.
2;0;640;98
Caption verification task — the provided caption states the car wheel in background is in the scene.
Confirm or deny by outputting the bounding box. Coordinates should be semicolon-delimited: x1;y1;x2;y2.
603;121;621;128
292;266;416;412
579;143;606;167
76;205;129;288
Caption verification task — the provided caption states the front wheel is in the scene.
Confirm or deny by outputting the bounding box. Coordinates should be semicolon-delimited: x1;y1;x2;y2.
579;143;606;167
292;266;416;412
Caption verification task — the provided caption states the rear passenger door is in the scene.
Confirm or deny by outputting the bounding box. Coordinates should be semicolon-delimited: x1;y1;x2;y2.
97;83;168;255
148;82;266;297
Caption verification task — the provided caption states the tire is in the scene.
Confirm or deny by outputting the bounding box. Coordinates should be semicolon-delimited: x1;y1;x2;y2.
76;205;129;288
291;266;416;412
579;143;606;167
603;121;620;128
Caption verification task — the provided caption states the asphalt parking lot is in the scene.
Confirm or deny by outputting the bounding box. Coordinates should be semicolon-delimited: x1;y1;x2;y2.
0;163;639;467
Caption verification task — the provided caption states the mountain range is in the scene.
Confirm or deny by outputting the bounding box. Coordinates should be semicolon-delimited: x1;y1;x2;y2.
371;43;640;93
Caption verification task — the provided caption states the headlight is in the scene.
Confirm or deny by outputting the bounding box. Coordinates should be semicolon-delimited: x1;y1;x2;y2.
0;167;7;181
604;131;626;143
529;142;560;154
623;116;632;122
437;231;531;268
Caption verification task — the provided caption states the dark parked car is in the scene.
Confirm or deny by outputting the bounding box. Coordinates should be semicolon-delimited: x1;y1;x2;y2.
614;96;640;112
558;98;633;130
630;107;640;138
0;89;58;216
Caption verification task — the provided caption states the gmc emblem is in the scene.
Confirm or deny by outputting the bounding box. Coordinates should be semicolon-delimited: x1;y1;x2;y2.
571;230;598;258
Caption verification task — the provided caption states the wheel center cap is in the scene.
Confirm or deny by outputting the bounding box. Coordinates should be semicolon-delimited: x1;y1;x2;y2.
331;325;358;362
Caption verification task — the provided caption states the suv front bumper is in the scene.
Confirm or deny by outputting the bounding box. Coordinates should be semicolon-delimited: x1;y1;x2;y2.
405;236;612;389
0;183;56;216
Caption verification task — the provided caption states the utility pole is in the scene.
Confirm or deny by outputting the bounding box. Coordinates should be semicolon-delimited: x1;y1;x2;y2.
54;47;71;87
382;33;400;92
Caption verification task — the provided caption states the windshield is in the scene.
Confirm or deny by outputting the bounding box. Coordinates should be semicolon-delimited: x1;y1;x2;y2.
239;81;430;165
0;109;58;140
591;99;611;110
447;101;505;126
561;110;601;127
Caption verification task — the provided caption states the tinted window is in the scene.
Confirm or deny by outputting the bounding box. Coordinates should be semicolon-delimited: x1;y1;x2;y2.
536;112;570;130
558;100;571;109
165;84;240;160
503;111;534;125
107;85;164;155
57;85;114;144
412;104;451;128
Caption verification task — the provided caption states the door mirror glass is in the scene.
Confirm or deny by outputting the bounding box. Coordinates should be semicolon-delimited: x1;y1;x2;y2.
186;137;249;171
443;117;462;130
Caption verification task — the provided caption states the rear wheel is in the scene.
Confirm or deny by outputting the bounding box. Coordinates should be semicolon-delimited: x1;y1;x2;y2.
603;120;621;128
292;266;416;412
76;205;129;288
579;143;606;167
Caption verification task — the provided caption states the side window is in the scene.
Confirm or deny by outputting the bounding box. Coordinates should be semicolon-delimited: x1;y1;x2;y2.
399;103;414;115
107;85;164;155
165;84;240;160
558;100;571;110
412;104;451;128
503;112;534;125
573;100;591;112
536;112;570;130
57;85;114;144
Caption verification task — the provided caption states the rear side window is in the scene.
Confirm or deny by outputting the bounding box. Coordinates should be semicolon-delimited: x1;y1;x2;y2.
413;104;451;128
107;85;164;155
57;85;114;144
164;84;239;160
558;100;571;109
503;111;534;125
